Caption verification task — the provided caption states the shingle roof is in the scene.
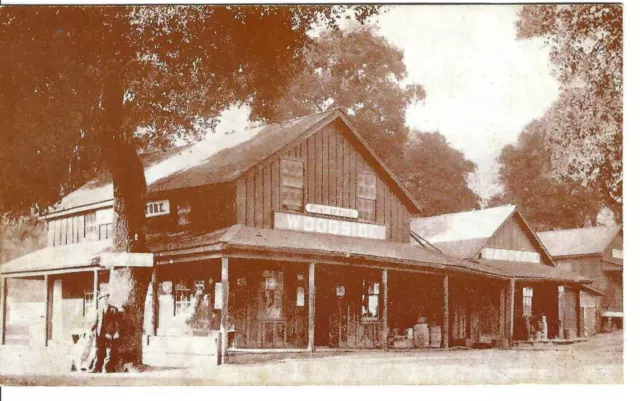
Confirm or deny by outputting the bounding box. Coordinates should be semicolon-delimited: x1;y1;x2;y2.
55;110;336;213
537;225;622;257
478;260;591;284
151;225;508;278
410;205;516;259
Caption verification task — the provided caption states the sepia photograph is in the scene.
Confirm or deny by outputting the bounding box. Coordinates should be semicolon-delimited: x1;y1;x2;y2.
0;0;629;391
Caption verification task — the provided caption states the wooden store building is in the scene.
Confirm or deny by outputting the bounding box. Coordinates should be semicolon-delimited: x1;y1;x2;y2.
0;108;592;366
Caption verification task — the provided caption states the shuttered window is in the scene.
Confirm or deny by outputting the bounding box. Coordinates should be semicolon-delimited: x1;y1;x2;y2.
281;158;304;211
357;170;376;221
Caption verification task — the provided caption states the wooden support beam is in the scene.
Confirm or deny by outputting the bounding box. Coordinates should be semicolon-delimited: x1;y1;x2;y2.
442;275;449;349
499;285;506;336
382;269;389;350
308;263;316;352
220;257;229;364
507;279;516;341
44;275;52;347
150;267;158;336
558;285;564;339
1;278;7;345
575;287;582;338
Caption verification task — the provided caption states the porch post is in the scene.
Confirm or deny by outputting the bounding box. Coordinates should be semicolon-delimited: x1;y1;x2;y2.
308;263;316;352
575;287;582;338
150;267;158;336
1;277;7;345
442;274;449;349
93;269;99;311
507;279;516;342
220;257;229;364
44;275;52;346
382;269;389;350
499;285;506;336
558;285;564;339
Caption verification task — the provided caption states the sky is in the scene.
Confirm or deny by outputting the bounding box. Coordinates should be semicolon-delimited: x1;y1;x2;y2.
212;5;560;204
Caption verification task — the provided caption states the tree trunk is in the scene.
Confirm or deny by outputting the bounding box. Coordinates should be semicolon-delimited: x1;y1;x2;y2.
96;70;151;371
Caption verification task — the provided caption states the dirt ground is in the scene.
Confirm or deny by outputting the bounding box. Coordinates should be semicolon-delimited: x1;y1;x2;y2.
0;331;623;385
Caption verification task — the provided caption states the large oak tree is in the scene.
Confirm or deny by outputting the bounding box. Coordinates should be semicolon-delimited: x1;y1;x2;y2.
0;5;379;370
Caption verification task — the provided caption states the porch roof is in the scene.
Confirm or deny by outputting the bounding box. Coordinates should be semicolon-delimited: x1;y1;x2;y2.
150;225;509;278
478;260;591;284
0;240;111;275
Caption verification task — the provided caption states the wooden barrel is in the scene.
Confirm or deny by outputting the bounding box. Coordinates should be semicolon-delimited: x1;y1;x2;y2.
413;324;429;348
429;325;442;347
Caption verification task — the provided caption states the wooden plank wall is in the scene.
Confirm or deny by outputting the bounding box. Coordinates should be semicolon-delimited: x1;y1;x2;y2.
235;121;413;243
485;215;550;264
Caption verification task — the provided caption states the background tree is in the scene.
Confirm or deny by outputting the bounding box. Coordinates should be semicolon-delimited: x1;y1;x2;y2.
0;5;379;370
493;120;601;231
271;27;425;170
270;27;480;215
516;4;622;221
402;132;479;216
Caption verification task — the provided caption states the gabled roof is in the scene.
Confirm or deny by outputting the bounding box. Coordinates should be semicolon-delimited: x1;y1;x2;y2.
410;204;516;259
537;225;622;257
410;204;555;265
50;108;422;217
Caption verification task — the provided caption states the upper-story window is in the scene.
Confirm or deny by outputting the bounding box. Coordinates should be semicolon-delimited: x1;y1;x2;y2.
281;158;304;212
612;249;623;259
87;208;113;241
49;208;114;247
357;168;376;222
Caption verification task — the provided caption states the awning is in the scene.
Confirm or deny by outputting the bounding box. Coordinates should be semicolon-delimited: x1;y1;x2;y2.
150;225;509;278
0;240;112;276
478;259;592;284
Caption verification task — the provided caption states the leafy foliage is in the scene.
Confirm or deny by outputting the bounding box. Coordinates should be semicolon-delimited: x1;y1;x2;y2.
403;132;479;216
271;27;425;168
0;5;380;218
494;120;602;231
515;4;622;220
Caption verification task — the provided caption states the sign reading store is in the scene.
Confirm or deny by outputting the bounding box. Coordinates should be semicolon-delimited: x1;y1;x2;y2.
274;211;386;240
146;199;170;217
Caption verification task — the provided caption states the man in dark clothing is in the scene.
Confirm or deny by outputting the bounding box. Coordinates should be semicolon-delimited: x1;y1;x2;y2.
90;292;122;373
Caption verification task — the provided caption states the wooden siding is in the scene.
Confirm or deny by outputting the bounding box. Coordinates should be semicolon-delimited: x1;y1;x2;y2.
485;214;552;265
235;120;413;243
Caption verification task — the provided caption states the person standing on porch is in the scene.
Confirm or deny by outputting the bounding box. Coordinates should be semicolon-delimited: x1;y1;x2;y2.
90;291;122;373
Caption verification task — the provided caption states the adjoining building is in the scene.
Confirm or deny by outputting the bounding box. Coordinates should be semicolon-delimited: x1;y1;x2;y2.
0;109;591;366
411;205;592;345
538;225;623;335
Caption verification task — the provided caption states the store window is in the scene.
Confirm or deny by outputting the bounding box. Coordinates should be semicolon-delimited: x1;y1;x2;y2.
523;287;533;317
281;159;304;211
158;279;215;335
361;278;380;319
357;169;376;221
261;270;284;319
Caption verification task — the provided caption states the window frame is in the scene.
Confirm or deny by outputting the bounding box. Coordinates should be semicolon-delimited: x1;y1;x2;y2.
356;169;377;222
280;157;305;212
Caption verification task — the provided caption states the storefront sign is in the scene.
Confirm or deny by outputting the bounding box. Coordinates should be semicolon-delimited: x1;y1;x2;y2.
146;199;170;217
480;248;541;264
305;203;358;219
100;252;154;267
274;212;386;240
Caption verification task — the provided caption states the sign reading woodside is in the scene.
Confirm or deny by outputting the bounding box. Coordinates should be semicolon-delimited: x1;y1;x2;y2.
274;212;386;240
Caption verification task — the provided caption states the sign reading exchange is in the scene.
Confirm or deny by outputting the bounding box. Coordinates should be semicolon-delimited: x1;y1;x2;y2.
274;212;386;240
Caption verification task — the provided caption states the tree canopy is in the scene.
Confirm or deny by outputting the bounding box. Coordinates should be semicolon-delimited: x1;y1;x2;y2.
515;4;622;221
0;5;380;218
272;27;477;215
494;119;602;231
